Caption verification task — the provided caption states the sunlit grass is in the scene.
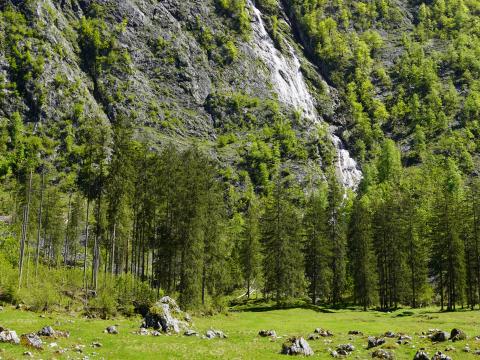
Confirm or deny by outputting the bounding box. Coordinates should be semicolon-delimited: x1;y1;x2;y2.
1;306;480;359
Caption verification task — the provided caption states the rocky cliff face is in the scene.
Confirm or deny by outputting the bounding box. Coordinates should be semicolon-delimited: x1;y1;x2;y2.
0;0;361;187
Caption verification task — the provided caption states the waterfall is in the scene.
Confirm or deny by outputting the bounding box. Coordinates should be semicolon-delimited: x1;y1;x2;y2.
247;0;362;189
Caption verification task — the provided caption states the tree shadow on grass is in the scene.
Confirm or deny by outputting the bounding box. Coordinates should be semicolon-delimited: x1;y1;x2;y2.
230;299;358;313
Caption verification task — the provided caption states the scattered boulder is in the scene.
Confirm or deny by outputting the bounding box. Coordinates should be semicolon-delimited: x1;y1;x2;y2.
336;343;355;356
307;333;320;341
368;336;386;349
450;328;466;342
73;344;85;353
431;351;451;360
91;342;102;348
281;337;314;356
0;306;3;311
348;330;363;335
330;349;339;358
474;349;480;355
152;330;161;336
259;330;277;338
36;325;69;338
105;325;118;334
372;349;394;359
0;330;20;344
314;328;333;337
23;351;33;357
397;334;412;345
138;328;149;335
463;345;470;353
141;296;190;334
205;329;227;339
37;326;55;337
184;329;198;337
413;350;429;360
444;346;455;352
48;342;58;348
21;334;43;349
384;331;396;338
430;331;449;342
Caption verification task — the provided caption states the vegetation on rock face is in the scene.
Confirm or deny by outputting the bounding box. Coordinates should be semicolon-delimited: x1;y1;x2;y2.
1;0;480;320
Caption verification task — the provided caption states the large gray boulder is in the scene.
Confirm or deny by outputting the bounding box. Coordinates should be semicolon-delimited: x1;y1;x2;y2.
142;296;190;334
21;334;43;349
281;337;314;356
0;330;20;344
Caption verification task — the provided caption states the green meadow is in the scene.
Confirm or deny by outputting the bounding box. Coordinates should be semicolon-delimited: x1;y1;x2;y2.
2;306;480;359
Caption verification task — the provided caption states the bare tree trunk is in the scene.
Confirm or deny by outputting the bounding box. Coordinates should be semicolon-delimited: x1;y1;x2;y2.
18;168;33;288
63;192;72;267
35;169;45;277
83;198;90;299
111;222;116;274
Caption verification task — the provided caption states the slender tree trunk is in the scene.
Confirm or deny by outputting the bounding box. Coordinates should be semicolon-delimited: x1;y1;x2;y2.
83;198;90;298
35;169;45;277
111;222;116;274
63;193;72;267
19;168;33;288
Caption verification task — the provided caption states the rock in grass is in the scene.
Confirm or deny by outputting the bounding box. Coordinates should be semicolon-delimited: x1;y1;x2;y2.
384;331;396;338
105;325;118;334
142;296;190;334
138;328;149;335
36;325;69;338
281;337;314;356
0;330;20;344
184;329;198;337
336;343;355;356
450;328;466;342
91;342;102;348
368;336;386;349
397;334;412;345
23;351;33;357
348;330;363;335
37;326;55;337
430;331;449;342
205;329;227;339
463;345;470;353
372;349;395;359
21;334;43;349
259;330;277;338
431;351;451;360
413;350;429;360
314;328;333;337
330;349;339;358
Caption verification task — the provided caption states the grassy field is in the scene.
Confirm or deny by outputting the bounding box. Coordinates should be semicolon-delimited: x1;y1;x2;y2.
1;306;480;359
